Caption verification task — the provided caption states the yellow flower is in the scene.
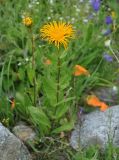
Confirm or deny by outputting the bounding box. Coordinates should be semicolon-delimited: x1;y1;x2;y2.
111;11;116;19
22;17;33;27
40;21;74;49
2;118;9;126
112;23;117;32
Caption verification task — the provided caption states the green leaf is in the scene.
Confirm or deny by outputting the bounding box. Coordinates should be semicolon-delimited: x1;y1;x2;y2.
16;92;25;106
15;92;32;118
54;97;75;107
42;77;57;106
18;68;25;80
55;97;74;119
59;50;68;59
55;104;68;119
27;66;35;85
28;106;51;135
28;106;51;128
52;120;74;133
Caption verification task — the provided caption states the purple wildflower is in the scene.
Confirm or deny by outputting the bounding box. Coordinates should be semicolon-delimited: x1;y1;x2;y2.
105;16;113;25
88;13;94;20
103;53;113;62
90;0;100;12
103;28;112;36
78;107;83;119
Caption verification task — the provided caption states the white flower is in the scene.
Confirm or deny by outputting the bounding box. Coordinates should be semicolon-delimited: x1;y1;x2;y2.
50;9;53;13
71;18;75;22
76;8;80;12
83;19;88;23
59;17;63;20
80;0;84;2
28;4;33;8
18;62;21;66
49;0;53;4
25;58;29;62
105;39;111;47
36;2;39;4
112;86;118;93
47;17;51;20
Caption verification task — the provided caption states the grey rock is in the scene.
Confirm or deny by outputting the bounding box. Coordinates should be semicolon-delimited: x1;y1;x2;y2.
13;122;37;144
70;105;119;149
93;86;118;105
0;123;32;160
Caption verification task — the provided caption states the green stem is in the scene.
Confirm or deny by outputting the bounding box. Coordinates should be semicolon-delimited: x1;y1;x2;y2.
109;46;119;64
31;34;35;68
73;76;78;110
30;28;36;107
56;56;61;103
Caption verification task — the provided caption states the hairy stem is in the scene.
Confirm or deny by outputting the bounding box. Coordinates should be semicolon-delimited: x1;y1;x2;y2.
30;28;36;107
73;76;77;108
56;56;61;103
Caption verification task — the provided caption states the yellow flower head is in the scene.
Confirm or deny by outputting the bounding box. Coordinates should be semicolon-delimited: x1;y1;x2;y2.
40;21;74;49
111;11;116;19
22;17;33;27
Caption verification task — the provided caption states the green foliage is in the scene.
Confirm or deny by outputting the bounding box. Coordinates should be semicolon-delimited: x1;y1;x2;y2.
73;146;99;160
52;119;75;134
0;96;14;127
0;0;118;132
28;106;51;135
0;1;119;159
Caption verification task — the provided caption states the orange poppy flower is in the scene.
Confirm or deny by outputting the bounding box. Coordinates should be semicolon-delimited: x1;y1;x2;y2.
86;95;101;107
86;95;109;111
44;59;52;65
11;99;15;109
73;65;89;76
100;102;109;111
10;98;15;110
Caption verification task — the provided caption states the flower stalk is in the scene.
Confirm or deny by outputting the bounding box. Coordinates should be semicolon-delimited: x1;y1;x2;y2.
30;28;36;107
56;56;61;103
73;76;77;108
22;16;36;106
32;36;36;107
